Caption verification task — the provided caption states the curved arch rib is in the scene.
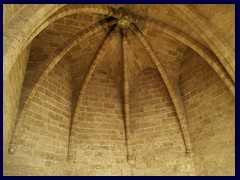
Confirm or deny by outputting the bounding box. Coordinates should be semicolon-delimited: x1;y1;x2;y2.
67;25;120;161
130;24;194;156
9;18;118;149
171;5;235;83
23;5;120;62
121;30;135;164
51;4;120;19
4;4;120;80
134;17;235;97
4;4;64;79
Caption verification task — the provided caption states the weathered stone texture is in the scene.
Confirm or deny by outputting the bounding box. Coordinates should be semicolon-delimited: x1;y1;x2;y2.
69;71;130;175
3;4;24;32
129;68;196;176
4;58;72;175
179;51;235;176
3;4;235;176
3;44;31;169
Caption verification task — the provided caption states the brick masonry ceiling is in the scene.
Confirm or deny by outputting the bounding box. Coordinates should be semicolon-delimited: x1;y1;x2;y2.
3;4;235;175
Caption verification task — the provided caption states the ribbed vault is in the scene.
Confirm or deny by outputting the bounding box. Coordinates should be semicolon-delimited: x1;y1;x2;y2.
9;4;234;157
4;4;235;175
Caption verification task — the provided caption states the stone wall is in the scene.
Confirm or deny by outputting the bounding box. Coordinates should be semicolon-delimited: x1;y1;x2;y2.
4;58;72;175
129;68;196;176
3;4;24;32
3;4;235;176
179;51;235;176
68;70;130;175
3;44;31;170
4;56;235;175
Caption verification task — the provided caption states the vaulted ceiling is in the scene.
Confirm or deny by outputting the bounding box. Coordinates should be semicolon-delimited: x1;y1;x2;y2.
4;4;235;160
21;5;234;95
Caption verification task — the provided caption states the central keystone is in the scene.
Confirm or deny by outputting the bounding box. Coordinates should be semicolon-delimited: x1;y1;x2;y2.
118;15;132;28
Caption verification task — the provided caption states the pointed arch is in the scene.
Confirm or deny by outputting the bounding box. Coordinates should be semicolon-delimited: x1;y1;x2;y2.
67;25;120;160
9;18;117;148
133;17;234;97
130;24;194;155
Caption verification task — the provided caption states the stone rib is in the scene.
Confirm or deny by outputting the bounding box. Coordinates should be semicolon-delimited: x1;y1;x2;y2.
67;25;120;161
130;23;194;156
9;18;117;150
